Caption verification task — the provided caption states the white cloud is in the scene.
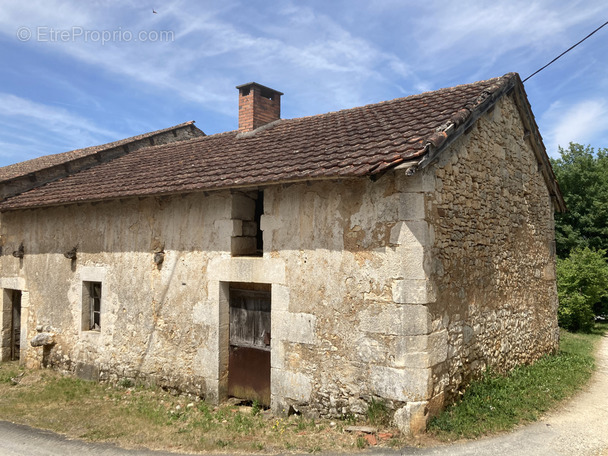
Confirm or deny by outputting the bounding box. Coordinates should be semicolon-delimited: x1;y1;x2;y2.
0;0;606;166
541;99;608;155
400;0;607;81
0;0;413;116
0;93;119;148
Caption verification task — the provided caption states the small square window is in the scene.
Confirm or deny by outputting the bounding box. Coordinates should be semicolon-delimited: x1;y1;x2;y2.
82;281;102;331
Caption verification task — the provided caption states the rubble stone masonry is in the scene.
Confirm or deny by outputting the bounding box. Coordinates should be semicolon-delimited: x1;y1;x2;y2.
425;94;559;408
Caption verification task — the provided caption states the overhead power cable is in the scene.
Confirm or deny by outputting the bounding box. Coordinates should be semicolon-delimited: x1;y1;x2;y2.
523;19;608;82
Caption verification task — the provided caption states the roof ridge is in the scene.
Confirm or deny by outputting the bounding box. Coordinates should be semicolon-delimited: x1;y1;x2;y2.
270;74;514;128
0;121;202;183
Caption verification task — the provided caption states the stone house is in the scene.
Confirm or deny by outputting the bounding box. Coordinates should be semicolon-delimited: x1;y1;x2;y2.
0;73;564;433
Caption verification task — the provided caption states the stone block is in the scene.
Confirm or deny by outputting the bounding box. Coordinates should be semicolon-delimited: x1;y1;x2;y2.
0;277;26;290
493;144;506;161
214;219;242;237
195;346;218;380
378;248;426;280
543;263;556;280
369;365;431;402
356;337;386;364
427;329;448;366
30;333;55;347
242;221;258;237
271;368;312;403
272;311;316;344
400;245;427;280
389;221;429;246
259;214;282;232
208;257;286;284
394;401;429;435
395;351;429;368
391;330;447;368
192;300;217;325
359;304;431;336
271;340;286;369
397;170;435;193
78;266;107;282
75;362;100;381
231;193;255;220
392;279;436;304
398;193;425;221
396;334;428;353
272;284;290;312
231;236;256;256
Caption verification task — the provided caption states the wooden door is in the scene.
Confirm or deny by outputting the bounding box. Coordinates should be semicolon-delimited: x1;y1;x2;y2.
10;290;21;361
228;285;271;406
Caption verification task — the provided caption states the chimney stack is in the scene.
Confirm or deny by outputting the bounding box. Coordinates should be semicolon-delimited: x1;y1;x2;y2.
237;82;283;132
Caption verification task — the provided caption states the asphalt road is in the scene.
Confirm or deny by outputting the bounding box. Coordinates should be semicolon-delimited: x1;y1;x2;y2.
1;334;607;456
0;420;188;455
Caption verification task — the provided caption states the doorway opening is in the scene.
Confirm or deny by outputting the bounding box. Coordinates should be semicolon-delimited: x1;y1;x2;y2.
2;289;22;361
227;282;271;406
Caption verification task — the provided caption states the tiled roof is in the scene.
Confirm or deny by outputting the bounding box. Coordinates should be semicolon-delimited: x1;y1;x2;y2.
0;74;525;211
0;121;201;182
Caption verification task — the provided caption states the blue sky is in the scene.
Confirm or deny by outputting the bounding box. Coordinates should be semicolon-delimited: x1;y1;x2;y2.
0;1;606;167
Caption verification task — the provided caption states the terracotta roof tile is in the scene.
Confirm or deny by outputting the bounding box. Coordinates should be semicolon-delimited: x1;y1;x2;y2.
0;74;519;211
0;121;201;182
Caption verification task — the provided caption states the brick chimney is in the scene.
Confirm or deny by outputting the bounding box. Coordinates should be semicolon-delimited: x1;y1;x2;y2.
236;82;283;132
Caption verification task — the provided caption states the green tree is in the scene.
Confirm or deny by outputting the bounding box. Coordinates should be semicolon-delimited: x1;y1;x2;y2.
550;143;608;258
556;247;608;332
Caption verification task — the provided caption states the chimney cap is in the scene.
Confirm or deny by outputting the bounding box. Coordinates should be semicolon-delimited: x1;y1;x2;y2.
236;82;284;96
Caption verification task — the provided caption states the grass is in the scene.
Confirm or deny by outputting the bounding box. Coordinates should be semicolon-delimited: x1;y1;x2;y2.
0;367;402;453
428;325;606;440
366;397;392;426
0;324;604;452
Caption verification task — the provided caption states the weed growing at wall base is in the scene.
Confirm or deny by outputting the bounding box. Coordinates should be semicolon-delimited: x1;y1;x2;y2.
0;366;405;453
428;326;604;439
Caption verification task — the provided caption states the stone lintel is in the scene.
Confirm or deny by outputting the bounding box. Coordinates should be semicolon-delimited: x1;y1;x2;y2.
208;257;286;284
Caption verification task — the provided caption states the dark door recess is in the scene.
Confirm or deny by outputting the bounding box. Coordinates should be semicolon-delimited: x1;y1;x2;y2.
10;290;22;361
228;284;271;406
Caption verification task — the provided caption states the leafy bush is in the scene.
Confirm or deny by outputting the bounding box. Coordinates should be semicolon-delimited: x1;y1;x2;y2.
556;247;608;332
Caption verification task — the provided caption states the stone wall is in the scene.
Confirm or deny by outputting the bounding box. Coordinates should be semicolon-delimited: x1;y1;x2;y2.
0;193;233;394
424;94;559;405
0;173;436;424
260;177;436;419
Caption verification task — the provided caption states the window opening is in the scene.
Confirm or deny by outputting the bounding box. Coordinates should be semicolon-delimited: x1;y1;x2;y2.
83;281;102;331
